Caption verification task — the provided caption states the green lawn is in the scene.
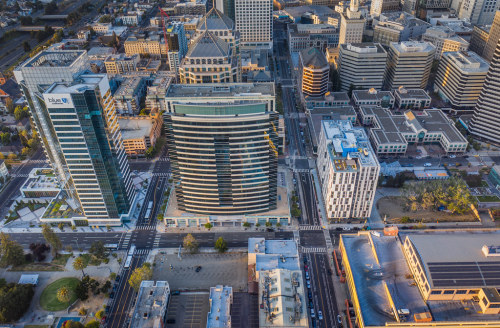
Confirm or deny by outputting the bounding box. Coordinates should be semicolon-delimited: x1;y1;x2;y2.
39;277;80;311
51;254;71;266
79;253;102;266
476;195;500;203
10;254;71;272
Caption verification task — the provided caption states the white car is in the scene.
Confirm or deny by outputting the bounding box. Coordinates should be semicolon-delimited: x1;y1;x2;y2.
311;308;316;318
318;310;323;320
423;163;432;167
342;227;351;231
307;281;311;289
449;155;456;158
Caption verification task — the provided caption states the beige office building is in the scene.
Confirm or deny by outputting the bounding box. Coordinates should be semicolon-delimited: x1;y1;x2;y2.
104;54;140;75
339;0;365;45
434;51;489;108
124;35;167;58
299;47;329;97
422;26;469;59
385;41;435;90
483;10;500;62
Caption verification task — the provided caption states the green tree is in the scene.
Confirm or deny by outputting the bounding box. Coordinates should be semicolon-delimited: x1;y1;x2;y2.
73;256;87;278
5;98;14;114
95;309;105;320
214;237;228;253
42;224;62;256
0;132;11;145
62;320;84;328
183;234;198;254
204;222;213;230
56;286;72;303
89;241;106;259
243;222;251;228
0;233;25;267
128;263;153;291
139;108;147;116
44;0;58;14
265;221;272;227
85;320;100;328
0;283;34;323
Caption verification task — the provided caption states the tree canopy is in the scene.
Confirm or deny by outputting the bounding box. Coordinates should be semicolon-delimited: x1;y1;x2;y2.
128;263;153;291
183;234;198;254
0;233;24;267
0;283;34;323
214;237;227;253
42;224;62;256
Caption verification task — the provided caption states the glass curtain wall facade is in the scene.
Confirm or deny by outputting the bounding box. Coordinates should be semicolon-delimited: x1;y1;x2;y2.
165;103;278;215
40;74;134;220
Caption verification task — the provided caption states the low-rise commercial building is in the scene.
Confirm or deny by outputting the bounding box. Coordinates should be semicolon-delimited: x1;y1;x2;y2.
352;89;394;108
339;231;500;328
422;26;469;59
317;120;380;221
360;107;468;154
129;281;170;328
338;43;387;91
207;286;233;328
117;10;143;26
113;76;147;116
393;87;431;109
373;12;430;46
20;168;60;198
104;54;140;75
305;91;351;110
434;51;489;109
288;23;339;53
124;35;167;58
118;114;163;157
145;75;173;113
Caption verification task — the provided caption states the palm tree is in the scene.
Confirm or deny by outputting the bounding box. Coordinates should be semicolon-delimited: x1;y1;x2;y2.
57;286;71;303
72;256;87;278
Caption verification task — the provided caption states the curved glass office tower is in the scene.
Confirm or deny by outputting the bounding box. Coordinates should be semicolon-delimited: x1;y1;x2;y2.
165;83;278;215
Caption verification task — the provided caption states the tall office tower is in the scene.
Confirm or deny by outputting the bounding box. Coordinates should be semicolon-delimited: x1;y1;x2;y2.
196;7;240;54
14;50;89;190
179;31;240;83
370;0;400;16
470;25;491;57
404;0;452;17
422;26;469;59
384;41;435;90
483;11;500;62
434;51;489;109
459;0;499;25
299;47;330;97
164;83;278;215
215;0;235;21
317;120;380;221
235;0;273;50
339;0;365;45
40;74;135;222
165;22;188;74
338;43;387;91
470;39;500;145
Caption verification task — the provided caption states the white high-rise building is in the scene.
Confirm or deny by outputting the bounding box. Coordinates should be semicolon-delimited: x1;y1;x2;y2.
459;0;500;25
235;0;273;50
317;120;380;221
385;41;436;90
339;0;365;45
338;43;388;91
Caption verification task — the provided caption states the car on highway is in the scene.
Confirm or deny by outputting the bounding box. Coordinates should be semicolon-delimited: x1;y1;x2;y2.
318;310;323;320
423;163;432;167
310;308;315;318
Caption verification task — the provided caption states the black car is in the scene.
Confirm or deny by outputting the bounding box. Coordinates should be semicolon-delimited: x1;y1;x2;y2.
303;255;307;264
115;275;120;282
308;291;312;300
195;266;202;272
309;301;314;308
105;305;110;313
109;292;115;299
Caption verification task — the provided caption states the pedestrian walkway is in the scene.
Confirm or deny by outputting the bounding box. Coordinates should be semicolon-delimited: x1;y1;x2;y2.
153;233;161;248
120;231;132;249
11;174;29;178
134;248;150;256
301;246;327;253
157;158;170;162
135;225;156;230
298;225;322;231
152;172;170;177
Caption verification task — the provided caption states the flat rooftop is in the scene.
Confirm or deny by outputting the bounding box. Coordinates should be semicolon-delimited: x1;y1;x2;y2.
343;43;387;54
406;232;500;289
361;107;467;145
394;88;431;100
341;233;428;326
207;285;232;328
249;238;300;272
130;280;170;328
322;120;379;168
21;50;87;68
165;83;275;98
21;168;60;191
353;90;394;102
115;76;144;97
392;41;435;54
443;51;489;73
44;74;105;95
118;117;154;139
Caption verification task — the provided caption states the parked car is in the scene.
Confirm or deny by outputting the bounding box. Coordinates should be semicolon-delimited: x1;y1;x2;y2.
109;292;115;299
449;154;456;158
307;281;311;289
305;272;310;280
423;163;432;167
310;308;316;318
308;291;312;300
195;266;202;272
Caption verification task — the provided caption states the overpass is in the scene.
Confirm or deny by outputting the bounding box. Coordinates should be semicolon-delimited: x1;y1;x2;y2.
16;26;64;32
39;14;68;20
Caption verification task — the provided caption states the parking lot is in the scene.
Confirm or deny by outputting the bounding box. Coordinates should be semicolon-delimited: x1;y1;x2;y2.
153;252;248;291
166;292;210;328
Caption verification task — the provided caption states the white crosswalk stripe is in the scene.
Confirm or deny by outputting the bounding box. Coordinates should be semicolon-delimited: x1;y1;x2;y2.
136;225;156;230
121;232;132;249
11;174;29;178
293;168;310;173
157;158;170;162
301;247;327;253
299;225;322;231
28;159;48;163
152;173;170;177
153;233;161;248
